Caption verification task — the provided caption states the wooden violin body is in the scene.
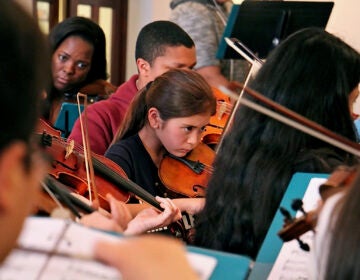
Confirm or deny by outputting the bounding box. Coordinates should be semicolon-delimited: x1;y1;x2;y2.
36;119;195;242
158;142;215;198
36;119;131;211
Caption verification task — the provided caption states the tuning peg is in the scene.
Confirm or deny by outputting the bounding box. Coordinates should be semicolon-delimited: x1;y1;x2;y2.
297;238;310;252
280;203;311;252
279;206;292;222
291;199;306;215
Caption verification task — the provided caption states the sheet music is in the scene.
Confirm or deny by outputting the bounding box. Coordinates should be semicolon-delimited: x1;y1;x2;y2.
267;178;327;280
0;217;217;280
0;217;121;280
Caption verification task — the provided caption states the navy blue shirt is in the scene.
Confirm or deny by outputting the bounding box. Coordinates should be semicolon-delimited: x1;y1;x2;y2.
105;134;167;197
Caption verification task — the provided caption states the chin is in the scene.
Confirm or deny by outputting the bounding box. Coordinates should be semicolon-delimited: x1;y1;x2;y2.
172;151;188;158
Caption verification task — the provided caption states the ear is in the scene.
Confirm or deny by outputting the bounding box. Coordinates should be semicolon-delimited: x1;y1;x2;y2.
147;107;162;129
136;58;151;77
0;142;27;212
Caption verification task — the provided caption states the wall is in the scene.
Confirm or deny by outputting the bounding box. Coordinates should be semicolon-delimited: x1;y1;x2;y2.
126;0;360;80
12;0;360;80
126;0;172;79
287;0;360;52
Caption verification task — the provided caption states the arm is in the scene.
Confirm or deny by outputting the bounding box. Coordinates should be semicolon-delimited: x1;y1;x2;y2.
94;235;199;280
196;65;235;90
79;195;181;235
173;197;205;215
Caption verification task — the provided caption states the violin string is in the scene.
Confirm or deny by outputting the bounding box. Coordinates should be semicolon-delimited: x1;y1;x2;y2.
41;181;64;209
45;123;213;201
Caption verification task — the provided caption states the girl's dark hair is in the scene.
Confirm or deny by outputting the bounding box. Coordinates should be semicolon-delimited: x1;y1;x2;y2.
113;68;216;142
194;28;360;259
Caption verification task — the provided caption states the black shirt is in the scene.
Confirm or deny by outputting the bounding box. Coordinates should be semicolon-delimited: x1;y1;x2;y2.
105;134;167;197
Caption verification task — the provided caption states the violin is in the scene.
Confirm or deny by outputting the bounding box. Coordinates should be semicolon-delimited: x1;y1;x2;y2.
201;87;233;149
158;142;215;198
36;119;191;241
158;87;229;198
37;174;95;219
36;119;165;211
48;79;116;127
277;165;358;244
60;79;116;105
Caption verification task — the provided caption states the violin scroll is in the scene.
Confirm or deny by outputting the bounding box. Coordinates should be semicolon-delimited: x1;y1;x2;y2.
277;165;358;248
278;201;316;251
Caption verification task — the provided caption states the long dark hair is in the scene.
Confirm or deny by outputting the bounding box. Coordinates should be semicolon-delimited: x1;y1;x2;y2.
113;68;216;142
194;28;360;258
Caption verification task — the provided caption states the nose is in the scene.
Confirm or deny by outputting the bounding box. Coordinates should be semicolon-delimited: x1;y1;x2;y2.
63;61;75;75
187;130;202;146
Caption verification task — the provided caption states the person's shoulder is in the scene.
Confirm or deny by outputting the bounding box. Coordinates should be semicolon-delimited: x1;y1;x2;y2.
80;79;117;99
171;1;213;16
84;98;115;116
106;134;141;158
293;148;353;174
111;75;138;101
85;74;137;116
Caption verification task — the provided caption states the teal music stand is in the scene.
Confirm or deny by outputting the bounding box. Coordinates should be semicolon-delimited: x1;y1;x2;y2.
54;102;84;138
248;172;329;279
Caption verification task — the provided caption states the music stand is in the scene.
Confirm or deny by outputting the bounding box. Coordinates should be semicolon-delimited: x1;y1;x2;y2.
217;1;334;60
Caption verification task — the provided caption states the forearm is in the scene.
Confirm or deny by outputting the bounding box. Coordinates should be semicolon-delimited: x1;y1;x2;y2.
196;65;231;89
173;198;205;215
125;202;152;218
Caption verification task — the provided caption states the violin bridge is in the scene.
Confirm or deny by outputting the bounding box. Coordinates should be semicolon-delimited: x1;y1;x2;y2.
65;140;75;159
217;101;227;120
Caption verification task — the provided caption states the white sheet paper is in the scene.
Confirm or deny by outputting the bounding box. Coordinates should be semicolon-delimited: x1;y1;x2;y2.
0;217;217;280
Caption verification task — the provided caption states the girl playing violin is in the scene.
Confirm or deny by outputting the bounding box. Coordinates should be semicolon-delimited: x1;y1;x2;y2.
194;27;360;259
79;68;215;236
105;68;216;198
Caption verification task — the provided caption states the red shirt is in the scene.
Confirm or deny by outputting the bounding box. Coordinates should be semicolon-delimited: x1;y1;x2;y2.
68;74;138;155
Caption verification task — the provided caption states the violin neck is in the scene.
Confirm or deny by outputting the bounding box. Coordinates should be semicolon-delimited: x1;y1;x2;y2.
92;157;162;211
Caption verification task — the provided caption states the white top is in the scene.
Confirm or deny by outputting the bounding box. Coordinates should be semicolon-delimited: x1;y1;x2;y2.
311;192;344;280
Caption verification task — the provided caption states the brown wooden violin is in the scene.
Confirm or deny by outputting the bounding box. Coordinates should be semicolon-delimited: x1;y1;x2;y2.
36;119;192;241
201;87;233;149
37;174;96;219
36;119;166;212
158;87;230;198
277;165;358;245
158;142;215;198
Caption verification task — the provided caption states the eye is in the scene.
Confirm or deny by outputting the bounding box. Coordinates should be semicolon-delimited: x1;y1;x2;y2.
76;62;89;70
200;126;207;132
58;54;68;62
184;126;193;132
